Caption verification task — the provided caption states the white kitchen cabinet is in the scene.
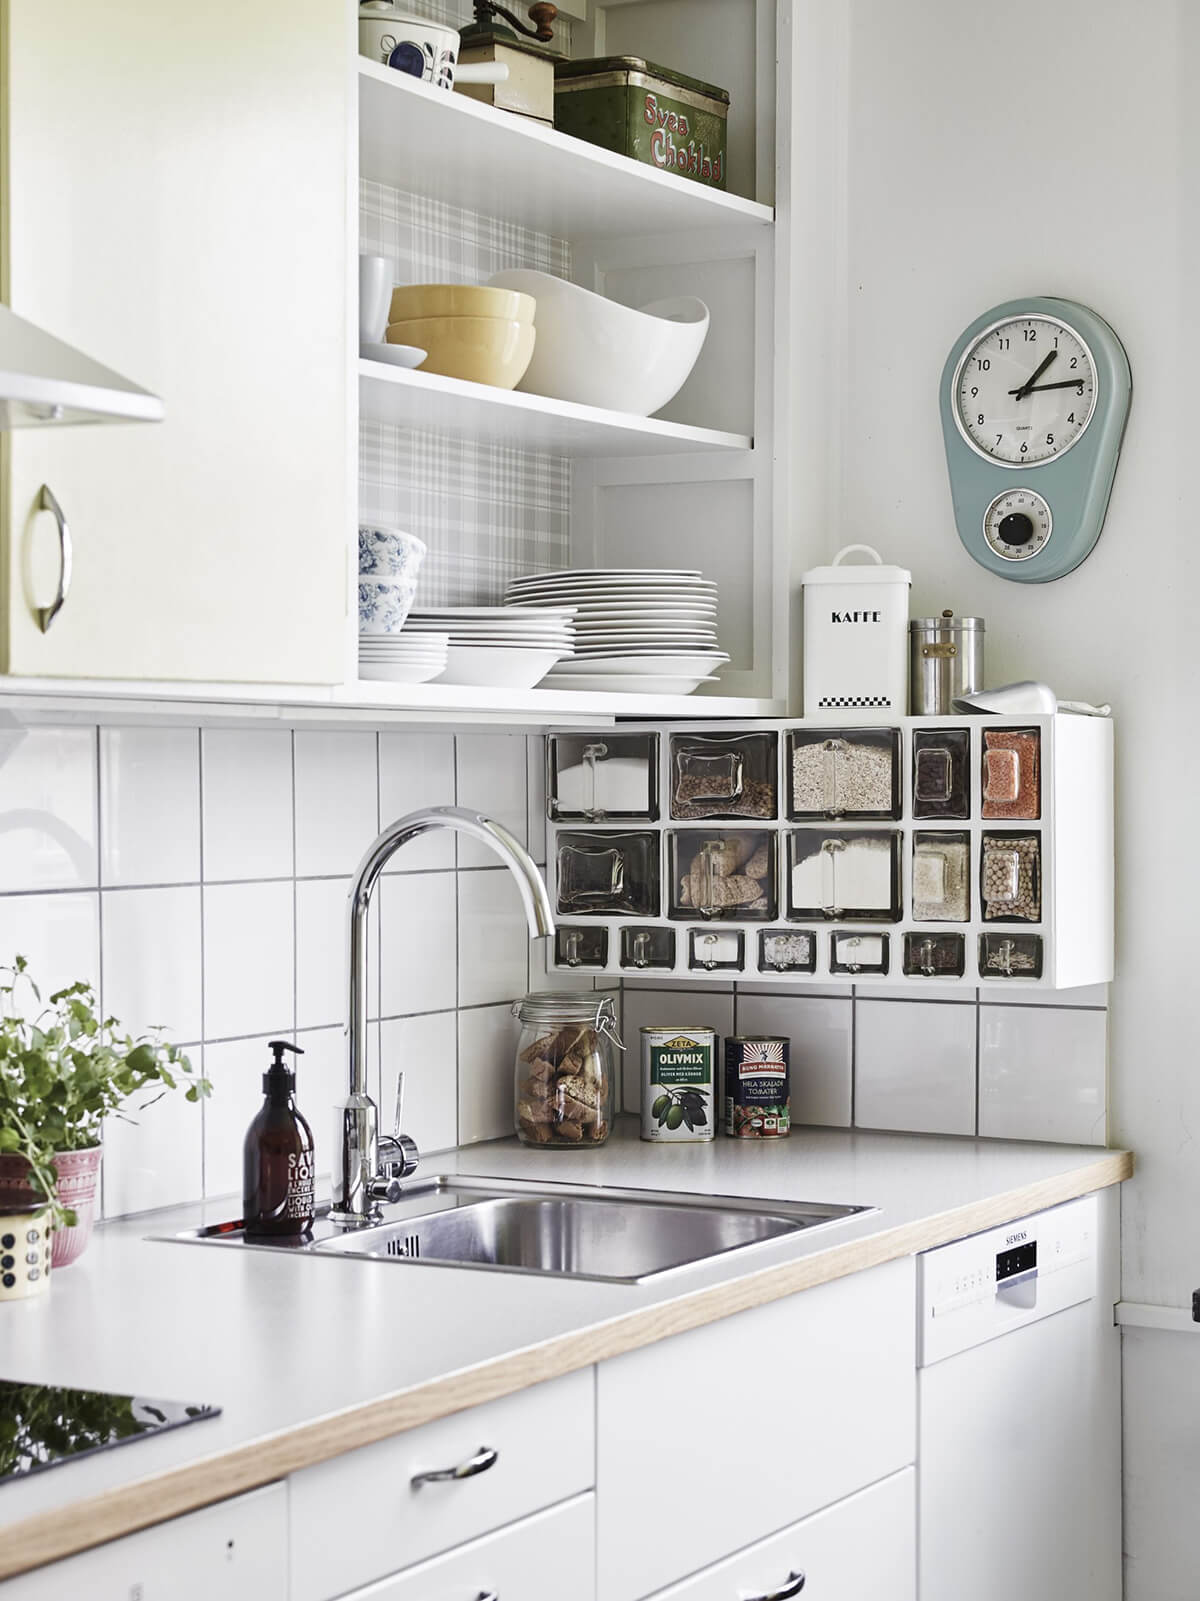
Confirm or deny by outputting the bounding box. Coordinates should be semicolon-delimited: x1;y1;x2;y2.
288;1368;594;1601
1;1482;287;1600
642;1469;914;1601
1;0;350;685
596;1258;916;1601
330;1492;595;1601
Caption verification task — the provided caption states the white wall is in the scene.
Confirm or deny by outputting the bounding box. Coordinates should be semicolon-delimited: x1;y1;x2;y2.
794;3;1199;1593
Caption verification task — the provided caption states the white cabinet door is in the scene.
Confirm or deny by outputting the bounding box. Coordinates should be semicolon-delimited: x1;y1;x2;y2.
289;1369;595;1601
597;1259;916;1601
1;0;350;685
3;1483;287;1600
644;1470;914;1601
332;1493;595;1601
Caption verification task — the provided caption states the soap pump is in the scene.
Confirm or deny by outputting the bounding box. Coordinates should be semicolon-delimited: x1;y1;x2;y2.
243;1039;315;1240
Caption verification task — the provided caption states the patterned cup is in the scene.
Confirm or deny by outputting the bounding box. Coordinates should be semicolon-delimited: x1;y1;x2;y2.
358;526;427;580
359;576;419;635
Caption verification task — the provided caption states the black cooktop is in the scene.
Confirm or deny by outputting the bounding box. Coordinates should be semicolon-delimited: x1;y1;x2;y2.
0;1380;221;1484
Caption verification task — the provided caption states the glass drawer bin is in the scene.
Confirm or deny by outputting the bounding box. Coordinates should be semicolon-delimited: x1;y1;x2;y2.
981;832;1041;922
759;928;817;974
912;832;970;922
903;932;966;977
689;928;745;972
670;731;778;820
547;733;659;822
981;728;1041;820
555;926;609;969
830;931;889;975
788;728;901;820
556;831;659;917
912;729;970;819
788;830;902;921
979;932;1044;979
620;926;676;971
669;831;777;921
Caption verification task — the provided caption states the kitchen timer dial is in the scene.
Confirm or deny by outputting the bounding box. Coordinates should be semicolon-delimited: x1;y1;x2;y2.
940;297;1131;582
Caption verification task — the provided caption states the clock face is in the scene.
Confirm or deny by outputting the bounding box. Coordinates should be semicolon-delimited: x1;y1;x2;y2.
952;314;1097;467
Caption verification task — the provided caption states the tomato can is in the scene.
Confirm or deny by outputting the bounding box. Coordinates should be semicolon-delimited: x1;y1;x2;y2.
723;1036;790;1138
640;1026;717;1142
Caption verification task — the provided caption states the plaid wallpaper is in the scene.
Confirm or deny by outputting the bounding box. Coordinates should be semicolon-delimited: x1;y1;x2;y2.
360;181;572;605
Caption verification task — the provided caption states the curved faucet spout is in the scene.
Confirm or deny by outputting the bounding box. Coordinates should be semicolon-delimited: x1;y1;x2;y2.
332;806;555;1225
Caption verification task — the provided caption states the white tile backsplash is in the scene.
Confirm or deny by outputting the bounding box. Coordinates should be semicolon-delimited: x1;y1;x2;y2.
294;731;379;878
853;998;977;1136
101;886;203;1043
100;728;200;887
455;735;528;869
0;727;97;891
203;880;295;1041
0;719;1116;1220
202;729;294;882
979;1005;1108;1144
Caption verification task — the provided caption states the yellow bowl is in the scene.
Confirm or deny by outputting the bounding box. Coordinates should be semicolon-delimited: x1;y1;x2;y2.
387;316;536;389
388;284;535;325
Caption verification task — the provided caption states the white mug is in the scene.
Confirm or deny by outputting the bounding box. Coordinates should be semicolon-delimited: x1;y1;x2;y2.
359;255;393;346
358;3;509;90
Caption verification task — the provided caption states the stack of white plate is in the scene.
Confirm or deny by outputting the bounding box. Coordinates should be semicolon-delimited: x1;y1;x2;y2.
504;569;728;694
359;631;449;684
404;606;576;689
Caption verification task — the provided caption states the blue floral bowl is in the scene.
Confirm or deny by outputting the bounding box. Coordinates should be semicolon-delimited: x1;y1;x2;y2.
358;525;428;580
358;576;419;635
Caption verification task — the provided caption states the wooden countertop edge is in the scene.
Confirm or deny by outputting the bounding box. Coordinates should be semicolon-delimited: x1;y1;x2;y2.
0;1149;1132;1580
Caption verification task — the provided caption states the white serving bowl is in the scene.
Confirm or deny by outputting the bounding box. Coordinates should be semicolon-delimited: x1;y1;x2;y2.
358;575;419;635
487;270;709;416
436;645;566;688
358;525;428;579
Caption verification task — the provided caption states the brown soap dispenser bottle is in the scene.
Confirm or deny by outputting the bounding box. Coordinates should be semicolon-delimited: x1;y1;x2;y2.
243;1039;315;1240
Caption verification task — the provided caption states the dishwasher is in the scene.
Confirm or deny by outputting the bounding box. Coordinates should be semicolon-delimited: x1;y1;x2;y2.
917;1194;1121;1601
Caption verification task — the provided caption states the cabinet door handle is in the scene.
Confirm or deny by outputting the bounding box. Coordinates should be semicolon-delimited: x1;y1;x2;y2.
744;1572;805;1601
410;1445;499;1488
476;1593;499;1600
35;485;72;634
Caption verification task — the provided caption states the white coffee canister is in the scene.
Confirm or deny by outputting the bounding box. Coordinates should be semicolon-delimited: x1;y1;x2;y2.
802;544;912;721
358;2;508;91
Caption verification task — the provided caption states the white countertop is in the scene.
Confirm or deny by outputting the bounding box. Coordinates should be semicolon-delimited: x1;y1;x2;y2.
0;1120;1130;1577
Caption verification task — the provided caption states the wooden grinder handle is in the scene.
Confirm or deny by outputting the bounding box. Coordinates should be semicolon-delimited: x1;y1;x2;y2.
528;3;558;41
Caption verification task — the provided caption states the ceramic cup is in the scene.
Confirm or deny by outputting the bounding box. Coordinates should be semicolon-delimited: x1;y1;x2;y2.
359;575;419;635
359;255;394;346
358;525;427;580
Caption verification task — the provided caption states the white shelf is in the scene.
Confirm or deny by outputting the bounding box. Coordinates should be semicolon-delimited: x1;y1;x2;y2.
358;61;774;241
359;360;752;457
0;677;785;731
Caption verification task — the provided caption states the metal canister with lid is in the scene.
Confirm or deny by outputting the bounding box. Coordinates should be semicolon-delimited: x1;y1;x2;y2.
909;611;985;715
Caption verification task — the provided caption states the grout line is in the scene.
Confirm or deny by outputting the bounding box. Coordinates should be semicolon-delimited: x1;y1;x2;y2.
93;728;107;1218
974;999;981;1137
197;729;209;1192
290;730;300;1053
849;987;857;1128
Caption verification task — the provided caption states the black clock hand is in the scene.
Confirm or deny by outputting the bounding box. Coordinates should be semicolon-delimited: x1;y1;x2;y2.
1012;348;1057;399
1006;378;1086;395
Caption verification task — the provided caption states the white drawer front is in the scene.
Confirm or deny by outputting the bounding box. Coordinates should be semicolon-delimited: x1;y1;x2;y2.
336;1493;595;1600
597;1259;915;1601
289;1369;594;1601
646;1470;914;1601
3;1484;287;1601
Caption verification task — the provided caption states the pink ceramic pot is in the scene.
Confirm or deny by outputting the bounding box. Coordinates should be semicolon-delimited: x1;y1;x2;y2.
0;1146;102;1268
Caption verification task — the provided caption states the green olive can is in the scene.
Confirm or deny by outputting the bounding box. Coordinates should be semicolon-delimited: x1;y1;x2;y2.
723;1036;791;1138
641;1026;717;1141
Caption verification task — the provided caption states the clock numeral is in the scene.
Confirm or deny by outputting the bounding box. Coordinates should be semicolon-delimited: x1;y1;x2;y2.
1023;328;1037;341
1053;336;1059;348
977;414;985;426
1067;412;1076;424
1076;384;1085;395
997;337;1010;350
995;434;1003;447
970;387;979;398
1069;357;1078;369
1020;442;1029;454
975;358;991;371
1046;433;1054;446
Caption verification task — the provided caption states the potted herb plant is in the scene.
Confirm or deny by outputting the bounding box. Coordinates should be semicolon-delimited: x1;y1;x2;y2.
0;958;210;1270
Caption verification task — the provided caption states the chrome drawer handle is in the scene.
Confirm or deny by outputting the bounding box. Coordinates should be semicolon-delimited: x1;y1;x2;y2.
35;484;72;634
745;1572;805;1601
410;1445;498;1488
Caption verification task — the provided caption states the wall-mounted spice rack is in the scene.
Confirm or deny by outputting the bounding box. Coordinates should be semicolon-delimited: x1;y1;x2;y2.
545;713;1113;990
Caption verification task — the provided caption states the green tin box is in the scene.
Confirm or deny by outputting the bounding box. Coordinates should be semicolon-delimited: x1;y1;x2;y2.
554;56;729;190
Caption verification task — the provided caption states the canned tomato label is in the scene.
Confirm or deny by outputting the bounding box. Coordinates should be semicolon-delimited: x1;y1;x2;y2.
723;1036;790;1138
641;1026;716;1142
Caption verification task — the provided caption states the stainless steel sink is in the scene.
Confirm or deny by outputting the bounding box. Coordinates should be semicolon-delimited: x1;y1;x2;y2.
159;1176;872;1284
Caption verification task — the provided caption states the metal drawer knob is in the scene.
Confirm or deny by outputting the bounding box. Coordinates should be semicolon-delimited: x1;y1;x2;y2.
744;1572;805;1601
410;1444;499;1488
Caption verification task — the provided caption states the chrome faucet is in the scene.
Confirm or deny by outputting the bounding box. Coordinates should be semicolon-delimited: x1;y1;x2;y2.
330;806;556;1226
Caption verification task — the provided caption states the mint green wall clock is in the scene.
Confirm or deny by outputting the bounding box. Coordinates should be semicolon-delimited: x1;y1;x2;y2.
940;297;1132;582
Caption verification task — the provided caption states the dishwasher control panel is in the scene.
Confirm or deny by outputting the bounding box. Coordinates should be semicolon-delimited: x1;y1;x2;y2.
917;1194;1097;1367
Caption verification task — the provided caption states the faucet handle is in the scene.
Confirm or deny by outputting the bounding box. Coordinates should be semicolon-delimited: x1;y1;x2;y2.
392;1070;406;1141
377;1069;420;1186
